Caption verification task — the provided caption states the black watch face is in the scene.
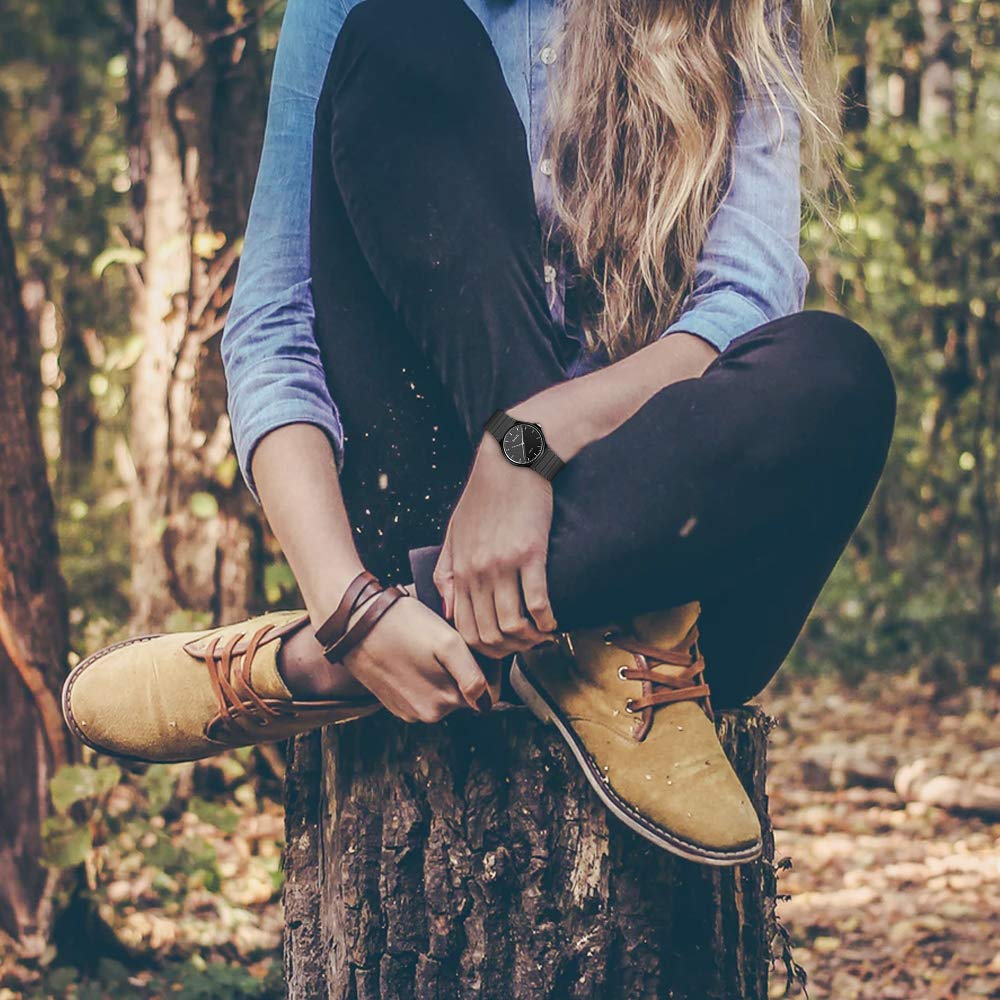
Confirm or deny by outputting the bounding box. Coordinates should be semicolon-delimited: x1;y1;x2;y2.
502;423;545;466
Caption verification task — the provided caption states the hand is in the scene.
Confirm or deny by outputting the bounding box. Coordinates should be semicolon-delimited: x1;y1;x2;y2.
434;437;558;658
341;595;491;723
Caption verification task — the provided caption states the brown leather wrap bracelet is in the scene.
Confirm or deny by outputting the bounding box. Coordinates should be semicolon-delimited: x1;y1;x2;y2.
314;570;408;664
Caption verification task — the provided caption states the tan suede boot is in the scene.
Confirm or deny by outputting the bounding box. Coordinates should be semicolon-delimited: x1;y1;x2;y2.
62;610;381;763
510;602;762;865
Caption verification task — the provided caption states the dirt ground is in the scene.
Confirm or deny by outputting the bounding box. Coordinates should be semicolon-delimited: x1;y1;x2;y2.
762;673;1000;1000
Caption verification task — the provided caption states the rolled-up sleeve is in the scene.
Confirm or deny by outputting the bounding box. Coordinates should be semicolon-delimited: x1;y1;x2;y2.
222;0;359;504
662;15;810;353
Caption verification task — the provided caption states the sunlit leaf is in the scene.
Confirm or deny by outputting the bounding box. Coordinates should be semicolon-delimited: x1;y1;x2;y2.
189;491;219;519
192;230;227;259
91;245;145;278
42;818;93;869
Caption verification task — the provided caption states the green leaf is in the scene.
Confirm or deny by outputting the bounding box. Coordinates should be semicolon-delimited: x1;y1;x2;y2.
145;832;183;871
50;762;121;814
189;491;219;520
141;763;179;814
96;958;131;990
264;560;296;603
89;373;109;397
94;762;123;797
91;244;145;278
190;797;240;834
42;821;93;868
215;453;239;489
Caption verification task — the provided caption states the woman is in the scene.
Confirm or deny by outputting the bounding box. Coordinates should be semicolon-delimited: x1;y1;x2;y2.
63;0;895;865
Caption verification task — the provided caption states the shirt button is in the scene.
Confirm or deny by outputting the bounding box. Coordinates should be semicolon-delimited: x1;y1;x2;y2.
543;265;557;284
540;46;557;65
539;158;553;176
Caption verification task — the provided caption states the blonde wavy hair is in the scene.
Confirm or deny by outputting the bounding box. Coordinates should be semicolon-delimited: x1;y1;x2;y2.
544;0;843;360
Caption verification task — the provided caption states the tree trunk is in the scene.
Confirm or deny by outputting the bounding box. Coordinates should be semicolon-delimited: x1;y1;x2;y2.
284;706;776;1000
0;183;72;957
124;0;266;631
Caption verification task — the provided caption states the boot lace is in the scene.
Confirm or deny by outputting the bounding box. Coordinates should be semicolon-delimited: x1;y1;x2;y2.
202;624;295;737
605;621;714;740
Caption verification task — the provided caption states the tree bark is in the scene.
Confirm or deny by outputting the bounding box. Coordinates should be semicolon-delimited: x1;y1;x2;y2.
284;706;776;1000
0;183;72;957
124;0;266;631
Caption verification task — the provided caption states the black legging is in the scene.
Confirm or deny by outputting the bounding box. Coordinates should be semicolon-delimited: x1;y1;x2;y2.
307;0;896;707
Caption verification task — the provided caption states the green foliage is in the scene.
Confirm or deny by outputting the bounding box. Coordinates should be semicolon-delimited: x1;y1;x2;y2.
50;762;123;814
787;0;999;682
91;244;145;278
39;753;286;987
263;559;298;605
31;955;284;999
189;797;241;834
189;491;220;520
157;956;284;999
42;818;93;869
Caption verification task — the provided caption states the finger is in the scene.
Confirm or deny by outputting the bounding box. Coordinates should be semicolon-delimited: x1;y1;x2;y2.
433;539;455;620
453;587;480;651
521;558;558;633
413;686;461;724
378;655;460;723
470;572;505;655
368;682;418;724
435;633;490;713
494;574;549;648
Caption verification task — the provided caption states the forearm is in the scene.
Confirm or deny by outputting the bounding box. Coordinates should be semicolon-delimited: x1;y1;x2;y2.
252;423;365;624
508;331;718;461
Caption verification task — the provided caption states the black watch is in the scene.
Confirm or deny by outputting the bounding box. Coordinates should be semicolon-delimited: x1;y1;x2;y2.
484;410;564;481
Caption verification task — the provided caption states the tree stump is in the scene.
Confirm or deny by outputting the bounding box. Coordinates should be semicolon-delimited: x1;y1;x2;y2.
283;705;776;1000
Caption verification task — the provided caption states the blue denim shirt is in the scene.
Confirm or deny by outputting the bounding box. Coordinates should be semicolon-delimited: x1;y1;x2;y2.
222;0;809;502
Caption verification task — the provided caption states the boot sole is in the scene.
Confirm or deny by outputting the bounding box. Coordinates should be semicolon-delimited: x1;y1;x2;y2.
510;656;763;867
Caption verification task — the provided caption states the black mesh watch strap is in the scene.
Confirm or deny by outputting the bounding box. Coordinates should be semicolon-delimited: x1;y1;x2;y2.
485;409;518;442
532;449;565;481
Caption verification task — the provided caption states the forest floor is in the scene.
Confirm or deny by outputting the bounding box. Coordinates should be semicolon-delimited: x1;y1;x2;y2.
1;673;997;999
763;672;1000;1000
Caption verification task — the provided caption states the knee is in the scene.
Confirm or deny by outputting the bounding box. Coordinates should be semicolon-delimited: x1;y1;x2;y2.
335;0;496;104
787;310;897;447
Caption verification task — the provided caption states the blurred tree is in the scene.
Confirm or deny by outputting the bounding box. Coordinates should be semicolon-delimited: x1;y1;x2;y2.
123;0;268;631
795;0;999;684
0;181;72;957
0;0;135;640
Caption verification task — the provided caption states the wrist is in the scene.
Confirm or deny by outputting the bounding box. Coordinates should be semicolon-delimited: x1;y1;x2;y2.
477;429;551;477
507;386;592;461
505;332;719;461
301;558;368;627
313;569;407;666
480;405;570;481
